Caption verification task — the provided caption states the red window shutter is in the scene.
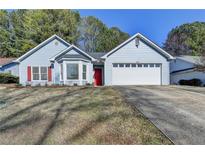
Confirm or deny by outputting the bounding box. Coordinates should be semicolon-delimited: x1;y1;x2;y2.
48;67;52;81
27;66;31;81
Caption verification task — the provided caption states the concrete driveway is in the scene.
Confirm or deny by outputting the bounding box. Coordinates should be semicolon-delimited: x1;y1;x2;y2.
115;85;205;145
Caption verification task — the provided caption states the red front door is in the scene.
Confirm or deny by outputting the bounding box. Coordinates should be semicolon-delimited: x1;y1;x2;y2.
94;68;102;86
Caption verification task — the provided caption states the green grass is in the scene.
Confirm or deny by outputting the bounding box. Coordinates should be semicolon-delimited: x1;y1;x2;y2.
0;85;172;144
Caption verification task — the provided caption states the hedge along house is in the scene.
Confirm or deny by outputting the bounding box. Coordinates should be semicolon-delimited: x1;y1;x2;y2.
3;33;174;86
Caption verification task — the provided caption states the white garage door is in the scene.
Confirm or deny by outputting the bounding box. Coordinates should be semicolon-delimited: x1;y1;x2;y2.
112;63;161;85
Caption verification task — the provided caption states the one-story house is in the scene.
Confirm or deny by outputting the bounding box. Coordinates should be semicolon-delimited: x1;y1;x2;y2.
170;55;205;85
0;33;175;86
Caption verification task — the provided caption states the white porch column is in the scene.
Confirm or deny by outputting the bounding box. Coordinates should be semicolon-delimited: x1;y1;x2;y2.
79;61;83;85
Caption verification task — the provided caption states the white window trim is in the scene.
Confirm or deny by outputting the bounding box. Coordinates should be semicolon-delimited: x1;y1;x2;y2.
31;66;48;81
62;61;89;84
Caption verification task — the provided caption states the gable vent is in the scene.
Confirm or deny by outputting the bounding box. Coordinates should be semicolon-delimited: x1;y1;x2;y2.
135;37;140;47
55;41;59;46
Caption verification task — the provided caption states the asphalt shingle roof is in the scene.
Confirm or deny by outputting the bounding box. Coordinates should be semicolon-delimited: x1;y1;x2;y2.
0;58;16;66
176;55;202;65
85;52;107;59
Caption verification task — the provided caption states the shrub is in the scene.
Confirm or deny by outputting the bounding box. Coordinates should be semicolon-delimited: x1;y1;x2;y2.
0;73;19;84
179;78;202;86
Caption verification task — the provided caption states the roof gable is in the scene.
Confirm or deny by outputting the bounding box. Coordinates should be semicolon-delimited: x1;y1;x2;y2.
49;45;96;62
15;35;70;62
102;33;174;60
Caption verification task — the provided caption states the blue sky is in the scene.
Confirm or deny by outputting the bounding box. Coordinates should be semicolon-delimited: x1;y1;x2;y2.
78;10;205;46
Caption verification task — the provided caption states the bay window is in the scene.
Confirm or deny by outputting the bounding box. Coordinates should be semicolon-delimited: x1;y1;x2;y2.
82;64;87;80
67;64;79;80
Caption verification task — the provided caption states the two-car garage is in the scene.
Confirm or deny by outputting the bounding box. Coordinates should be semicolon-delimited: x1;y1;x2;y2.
111;63;162;85
102;33;174;86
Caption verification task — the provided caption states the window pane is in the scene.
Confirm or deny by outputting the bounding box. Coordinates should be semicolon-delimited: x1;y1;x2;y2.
41;67;47;73
32;67;39;80
41;74;48;80
119;64;124;67
83;65;86;72
33;67;39;73
113;63;118;67
150;64;154;67
33;74;39;80
155;64;160;67
67;64;78;79
144;64;148;67
40;67;47;80
125;64;130;67
138;64;142;67
83;65;86;80
131;64;136;67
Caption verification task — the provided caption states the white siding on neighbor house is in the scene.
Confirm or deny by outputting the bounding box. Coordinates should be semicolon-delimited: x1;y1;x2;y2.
170;58;205;85
170;58;194;73
171;71;205;85
19;38;68;85
104;39;170;85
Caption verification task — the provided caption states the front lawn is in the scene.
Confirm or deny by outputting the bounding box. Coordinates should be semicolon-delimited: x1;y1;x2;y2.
0;85;171;144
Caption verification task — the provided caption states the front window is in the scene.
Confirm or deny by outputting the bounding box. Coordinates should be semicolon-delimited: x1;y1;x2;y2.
67;64;79;80
32;66;48;80
32;67;40;80
40;67;48;80
83;64;87;80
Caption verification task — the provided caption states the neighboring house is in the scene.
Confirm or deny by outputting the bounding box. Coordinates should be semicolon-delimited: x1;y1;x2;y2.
1;33;175;86
170;55;205;85
0;58;19;76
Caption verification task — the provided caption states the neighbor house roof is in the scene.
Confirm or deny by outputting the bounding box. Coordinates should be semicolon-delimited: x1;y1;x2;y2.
102;33;175;60
0;58;16;67
15;34;71;63
176;55;203;65
85;52;107;60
